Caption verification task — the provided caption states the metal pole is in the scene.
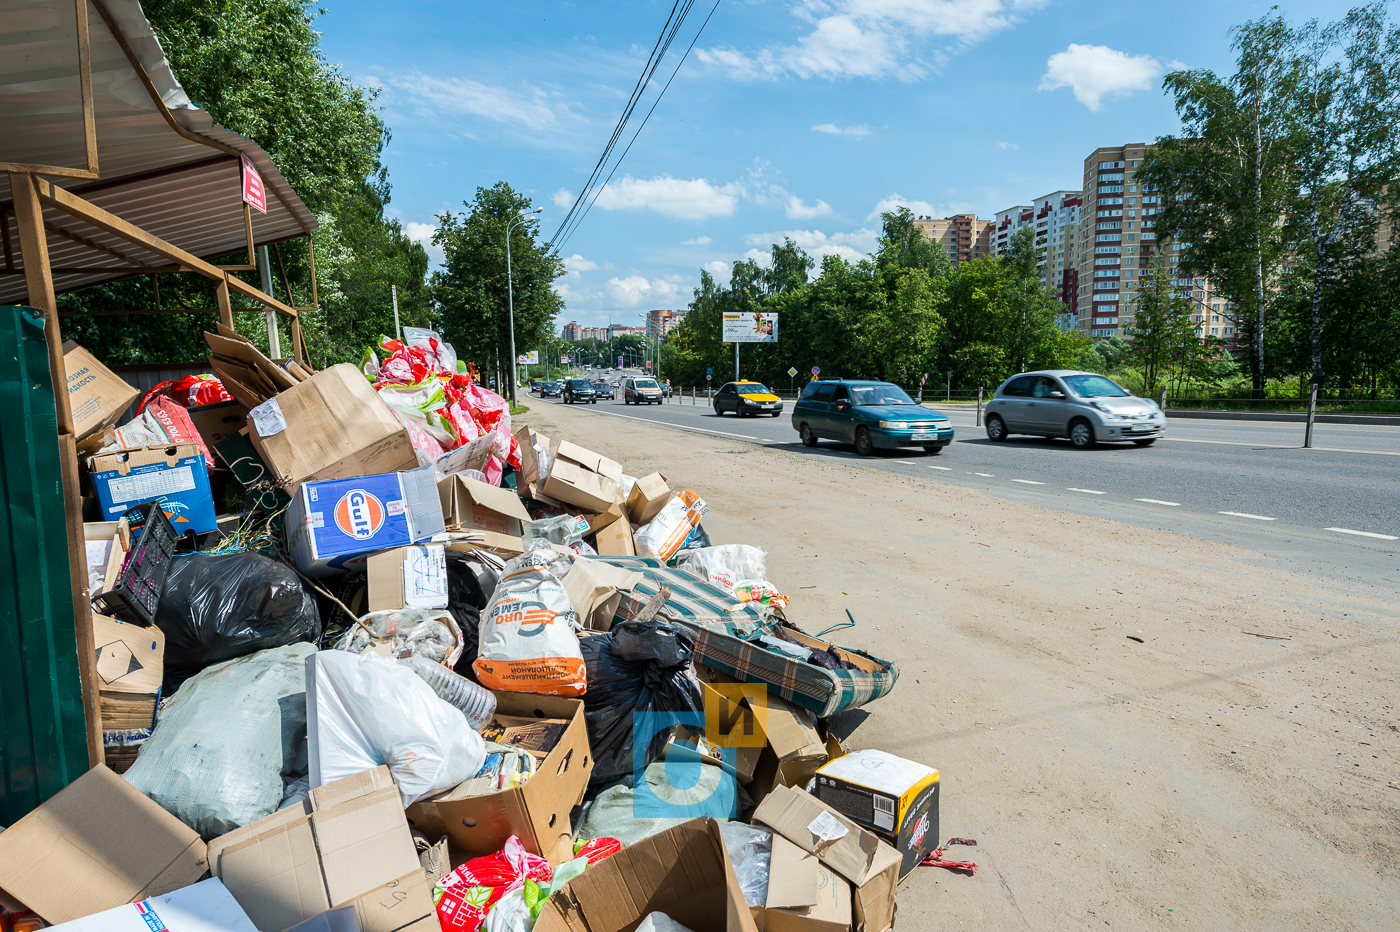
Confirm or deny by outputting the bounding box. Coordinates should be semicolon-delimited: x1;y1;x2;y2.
946;370;951;402
1159;384;1166;413
976;387;983;427
391;282;400;341
735;342;740;382
258;244;281;358
505;223;518;407
1304;382;1318;448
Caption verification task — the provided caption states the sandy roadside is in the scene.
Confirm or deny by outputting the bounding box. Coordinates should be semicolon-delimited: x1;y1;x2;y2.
519;400;1399;931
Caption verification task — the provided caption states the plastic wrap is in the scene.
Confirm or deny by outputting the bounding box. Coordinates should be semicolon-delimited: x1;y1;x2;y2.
154;552;320;691
720;822;773;908
679;545;767;594
637;913;697;932
335;608;463;666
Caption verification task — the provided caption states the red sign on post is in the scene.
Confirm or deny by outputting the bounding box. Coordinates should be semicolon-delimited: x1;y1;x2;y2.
241;154;267;214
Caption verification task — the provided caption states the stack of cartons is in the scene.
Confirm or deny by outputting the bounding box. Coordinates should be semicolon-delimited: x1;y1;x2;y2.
91;613;165;773
62;340;140;455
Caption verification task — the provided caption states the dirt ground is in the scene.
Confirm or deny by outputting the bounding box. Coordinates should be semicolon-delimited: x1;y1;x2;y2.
521;400;1400;931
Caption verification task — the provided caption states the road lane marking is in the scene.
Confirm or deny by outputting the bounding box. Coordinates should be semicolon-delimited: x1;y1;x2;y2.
973;472;995;477
1165;437;1400;456
895;460;917;465
1219;511;1276;521
1012;479;1045;485
928;465;952;470
1135;498;1181;506
1067;488;1106;494
1325;527;1399;540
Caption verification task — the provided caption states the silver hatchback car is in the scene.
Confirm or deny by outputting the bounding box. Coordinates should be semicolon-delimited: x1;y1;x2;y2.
984;370;1164;448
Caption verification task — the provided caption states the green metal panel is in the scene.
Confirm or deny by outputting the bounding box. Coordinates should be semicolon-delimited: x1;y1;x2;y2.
0;306;89;826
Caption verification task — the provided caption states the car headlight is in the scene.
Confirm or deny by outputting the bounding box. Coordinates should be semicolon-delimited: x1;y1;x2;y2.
878;421;909;429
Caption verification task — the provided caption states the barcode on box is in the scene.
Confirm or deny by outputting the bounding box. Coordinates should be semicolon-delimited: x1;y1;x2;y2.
873;794;896;831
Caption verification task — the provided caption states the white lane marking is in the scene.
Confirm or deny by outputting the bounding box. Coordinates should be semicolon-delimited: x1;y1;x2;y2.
1067;488;1106;495
1325;527;1399;540
973;472;995;477
895;460;917;465
928;465;952;470
1012;479;1045;485
1165;437;1400;456
1219;511;1276;521
1135;498;1180;506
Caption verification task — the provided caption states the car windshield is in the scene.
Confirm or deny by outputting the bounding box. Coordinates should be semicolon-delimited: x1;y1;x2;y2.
736;384;771;395
571;380;591;389
850;384;917;406
1062;374;1129;398
544;382;558;389
635;379;658;389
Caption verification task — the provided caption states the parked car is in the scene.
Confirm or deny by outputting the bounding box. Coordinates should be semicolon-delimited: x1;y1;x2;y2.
622;376;663;405
713;380;783;417
593;380;614;399
539;380;562;398
791;379;953;455
984;371;1163;448
562;378;597;404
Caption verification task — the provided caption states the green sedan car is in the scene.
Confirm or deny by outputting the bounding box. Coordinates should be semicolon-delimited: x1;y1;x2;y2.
791;379;954;455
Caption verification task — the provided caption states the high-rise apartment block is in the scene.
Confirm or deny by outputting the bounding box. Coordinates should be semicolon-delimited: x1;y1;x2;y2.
646;308;685;340
561;320;581;341
993;191;1083;319
912;214;996;265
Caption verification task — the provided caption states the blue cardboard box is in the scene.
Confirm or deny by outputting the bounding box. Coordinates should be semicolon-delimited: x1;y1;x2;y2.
89;443;217;534
286;466;444;576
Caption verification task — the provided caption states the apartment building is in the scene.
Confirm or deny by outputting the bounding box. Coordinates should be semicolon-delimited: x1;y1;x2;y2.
561;320;581;341
913;213;995;265
646;308;685;341
994;191;1083;321
1075;143;1233;343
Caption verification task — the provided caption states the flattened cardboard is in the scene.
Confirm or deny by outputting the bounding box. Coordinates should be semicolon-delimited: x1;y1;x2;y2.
285;905;360;932
541;441;622;512
187;401;248;450
366;544;450;613
0;765;207;925
753;691;826;763
63;341;139;441
437;474;532;536
39;878;258;932
512;425;542;487
533;818;758;932
248;363;416;487
625;471;671;526
561;558;642;631
92;613;164;694
765;837;852;932
405;692;592;866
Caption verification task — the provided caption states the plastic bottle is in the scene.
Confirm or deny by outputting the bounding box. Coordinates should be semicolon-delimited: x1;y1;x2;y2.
406;655;497;731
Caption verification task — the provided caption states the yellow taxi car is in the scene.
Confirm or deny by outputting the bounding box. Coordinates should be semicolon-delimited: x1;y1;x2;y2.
713;380;784;417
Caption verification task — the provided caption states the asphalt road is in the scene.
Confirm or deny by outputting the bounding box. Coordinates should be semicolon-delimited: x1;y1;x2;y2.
536;371;1400;592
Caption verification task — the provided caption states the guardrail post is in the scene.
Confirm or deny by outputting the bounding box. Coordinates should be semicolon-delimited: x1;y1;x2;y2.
1159;385;1167;412
1304;383;1317;448
976;387;983;427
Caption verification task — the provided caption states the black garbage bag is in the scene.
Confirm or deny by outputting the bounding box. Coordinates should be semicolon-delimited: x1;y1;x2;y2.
580;620;703;787
155;552;320;692
446;551;490;682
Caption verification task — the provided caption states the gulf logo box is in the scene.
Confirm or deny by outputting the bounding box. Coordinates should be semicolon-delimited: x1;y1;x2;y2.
812;748;940;879
89;442;217;534
286;466;444;576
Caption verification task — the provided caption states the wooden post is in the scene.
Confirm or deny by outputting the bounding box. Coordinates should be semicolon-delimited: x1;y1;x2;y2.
9;172;104;768
216;274;233;330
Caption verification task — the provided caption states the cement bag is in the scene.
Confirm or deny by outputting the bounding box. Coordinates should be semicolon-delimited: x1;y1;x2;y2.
474;545;586;696
633;491;707;561
680;545;766;595
124;642;315;839
307;650;485;806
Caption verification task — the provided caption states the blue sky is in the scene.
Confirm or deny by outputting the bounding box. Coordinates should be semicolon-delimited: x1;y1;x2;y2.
318;0;1350;329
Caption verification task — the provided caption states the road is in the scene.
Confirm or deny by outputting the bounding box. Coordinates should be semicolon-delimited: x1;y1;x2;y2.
533;371;1400;592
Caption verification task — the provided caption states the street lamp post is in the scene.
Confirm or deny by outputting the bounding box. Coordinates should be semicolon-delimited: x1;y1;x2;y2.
505;207;543;405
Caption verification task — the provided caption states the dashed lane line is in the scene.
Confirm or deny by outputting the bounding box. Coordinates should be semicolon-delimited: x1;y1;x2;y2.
1012;479;1045;485
927;465;952;470
895;460;917;465
1325;527;1399;541
973;472;995;477
1067;488;1107;495
1219;511;1276;521
1135;498;1180;506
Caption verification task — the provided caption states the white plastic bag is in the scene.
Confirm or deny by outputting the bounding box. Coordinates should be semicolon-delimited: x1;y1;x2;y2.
680;545;767;595
633;491;707;561
720;822;773;908
475;544;585;696
637;914;696;932
306;650;485;806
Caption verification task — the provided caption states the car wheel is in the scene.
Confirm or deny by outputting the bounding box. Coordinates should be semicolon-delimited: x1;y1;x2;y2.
771;411;781;417
985;414;1007;442
1132;438;1156;446
714;404;723;416
923;444;942;455
854;427;874;457
800;423;818;447
1069;419;1097;449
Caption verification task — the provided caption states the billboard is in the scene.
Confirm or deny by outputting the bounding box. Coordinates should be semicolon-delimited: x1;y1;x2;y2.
722;312;778;343
516;351;539;365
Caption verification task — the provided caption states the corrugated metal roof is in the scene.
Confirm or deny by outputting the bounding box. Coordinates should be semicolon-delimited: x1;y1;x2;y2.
0;0;318;305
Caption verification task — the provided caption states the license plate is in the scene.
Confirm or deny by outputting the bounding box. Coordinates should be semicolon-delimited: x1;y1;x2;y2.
1131;425;1154;432
911;432;940;440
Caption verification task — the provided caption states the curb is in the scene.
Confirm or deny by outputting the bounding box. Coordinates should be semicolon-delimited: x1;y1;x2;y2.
1164;410;1400;426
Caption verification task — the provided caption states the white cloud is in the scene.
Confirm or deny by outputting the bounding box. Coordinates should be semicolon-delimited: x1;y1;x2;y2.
866;194;936;222
606;275;683;307
684;235;713;246
699;0;1045;81
703;260;732;283
785;196;832;220
997;140;1018;149
1039;44;1162;111
564;253;599;273
812;122;871;136
742;228;879;263
385;73;565;130
593;175;742;220
552;188;575;208
404;221;444;265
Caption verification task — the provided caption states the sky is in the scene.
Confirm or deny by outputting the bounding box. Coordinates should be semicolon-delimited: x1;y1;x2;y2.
317;0;1353;329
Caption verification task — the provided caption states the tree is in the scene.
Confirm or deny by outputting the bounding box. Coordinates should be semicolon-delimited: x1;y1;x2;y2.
432;183;564;394
1139;13;1301;398
1126;266;1205;396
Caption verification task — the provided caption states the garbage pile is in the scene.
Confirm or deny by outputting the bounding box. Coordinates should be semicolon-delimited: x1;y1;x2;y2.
0;328;964;932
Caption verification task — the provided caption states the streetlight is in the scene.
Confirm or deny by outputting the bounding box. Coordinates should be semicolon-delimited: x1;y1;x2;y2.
506;206;543;405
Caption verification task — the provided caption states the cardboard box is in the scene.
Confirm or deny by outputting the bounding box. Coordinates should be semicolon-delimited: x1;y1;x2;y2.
366;543;448;612
438;474;533;537
286;468;443;577
187;400;248;450
512;425;543;487
285;906;362;932
204;328;299;411
561;557;643;631
209;768;431;932
541;440;622;512
63;341;139;441
0;765;208;925
626;471;671;526
41;878;257;932
244;363;416;487
752;787;901;932
592;514;635;556
763;835;853;932
812;751;939;880
405;692;593;865
89;443;217;533
92;613;164;762
533;818;759;932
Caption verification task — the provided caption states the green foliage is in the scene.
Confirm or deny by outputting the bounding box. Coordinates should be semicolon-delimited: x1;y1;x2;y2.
1126;266;1220;395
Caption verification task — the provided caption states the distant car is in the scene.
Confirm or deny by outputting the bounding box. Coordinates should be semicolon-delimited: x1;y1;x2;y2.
714;380;783;417
659;381;673;398
562;378;597;404
984;370;1163;448
539;380;562;398
593;380;614;399
530;380;543;394
622;376;662;405
791;379;952;455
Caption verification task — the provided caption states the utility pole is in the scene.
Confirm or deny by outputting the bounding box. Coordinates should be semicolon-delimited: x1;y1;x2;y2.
391;283;400;341
258;245;281;358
